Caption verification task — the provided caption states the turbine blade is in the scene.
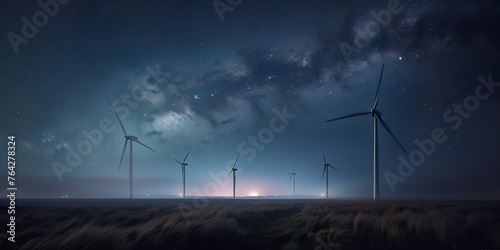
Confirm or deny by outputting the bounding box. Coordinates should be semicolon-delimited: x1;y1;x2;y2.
232;153;240;170
107;98;127;135
325;111;371;123
292;164;296;174
183;146;192;163
227;169;233;179
322;148;327;165
373;63;385;110
321;166;326;182
288;174;293;181
135;140;156;152
330;165;339;172
172;157;183;165
378;117;408;154
117;139;128;174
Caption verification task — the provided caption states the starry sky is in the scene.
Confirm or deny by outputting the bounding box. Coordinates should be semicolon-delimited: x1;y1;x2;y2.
1;0;499;199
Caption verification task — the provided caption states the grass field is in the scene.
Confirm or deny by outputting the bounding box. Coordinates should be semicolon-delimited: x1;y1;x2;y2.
1;199;499;249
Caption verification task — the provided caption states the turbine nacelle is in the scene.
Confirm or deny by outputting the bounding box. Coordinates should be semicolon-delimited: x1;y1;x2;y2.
325;163;338;170
371;109;381;118
172;147;192;166
227;168;238;179
126;135;138;141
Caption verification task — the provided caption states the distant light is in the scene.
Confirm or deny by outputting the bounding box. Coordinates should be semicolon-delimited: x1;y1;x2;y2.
399;56;403;60
320;193;325;197
248;191;259;197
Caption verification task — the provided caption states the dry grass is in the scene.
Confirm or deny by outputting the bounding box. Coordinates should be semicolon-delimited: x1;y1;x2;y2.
1;199;498;250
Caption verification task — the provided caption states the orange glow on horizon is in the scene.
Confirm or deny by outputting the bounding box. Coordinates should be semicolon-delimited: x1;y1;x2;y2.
248;191;259;197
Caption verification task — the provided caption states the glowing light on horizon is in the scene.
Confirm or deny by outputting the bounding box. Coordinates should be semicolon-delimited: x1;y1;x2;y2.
248;191;259;197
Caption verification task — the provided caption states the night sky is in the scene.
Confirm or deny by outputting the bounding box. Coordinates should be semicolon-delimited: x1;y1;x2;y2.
1;0;499;199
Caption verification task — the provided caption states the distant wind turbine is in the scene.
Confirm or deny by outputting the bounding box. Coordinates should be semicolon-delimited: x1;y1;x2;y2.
173;147;192;198
288;165;297;199
325;64;407;200
321;149;338;199
108;99;155;199
227;154;240;198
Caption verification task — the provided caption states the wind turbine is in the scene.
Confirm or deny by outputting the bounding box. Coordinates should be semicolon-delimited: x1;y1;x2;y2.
288;165;297;199
321;149;338;199
173;147;192;198
108;99;155;199
227;153;240;198
325;64;407;200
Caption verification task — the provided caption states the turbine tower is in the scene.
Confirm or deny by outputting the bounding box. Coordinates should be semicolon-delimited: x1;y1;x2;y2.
108;99;155;199
325;64;407;200
321;149;338;199
288;166;297;199
227;154;240;198
173;147;192;198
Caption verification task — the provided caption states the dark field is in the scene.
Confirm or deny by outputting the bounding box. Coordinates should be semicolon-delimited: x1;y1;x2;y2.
1;199;499;250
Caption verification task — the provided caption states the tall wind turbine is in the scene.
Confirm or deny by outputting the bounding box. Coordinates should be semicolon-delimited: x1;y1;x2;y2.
288;165;297;199
325;64;407;200
173;147;192;198
227;154;240;198
108;99;155;199
321;149;338;199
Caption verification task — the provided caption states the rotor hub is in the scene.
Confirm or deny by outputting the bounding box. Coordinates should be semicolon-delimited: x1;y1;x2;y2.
126;135;138;141
371;109;381;118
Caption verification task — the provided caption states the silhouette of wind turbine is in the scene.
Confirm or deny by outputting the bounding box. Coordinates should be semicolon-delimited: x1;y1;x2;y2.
321;149;338;199
173;147;192;198
227;154;240;198
325;64;407;200
108;99;155;199
288;165;297;199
